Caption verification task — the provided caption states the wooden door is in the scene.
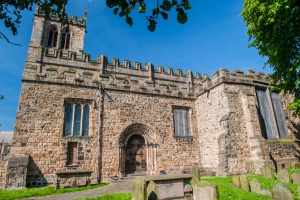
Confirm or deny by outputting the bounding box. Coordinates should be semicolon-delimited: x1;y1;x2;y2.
125;135;147;173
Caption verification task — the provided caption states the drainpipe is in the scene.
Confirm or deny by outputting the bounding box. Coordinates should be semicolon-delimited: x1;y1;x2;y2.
97;84;104;183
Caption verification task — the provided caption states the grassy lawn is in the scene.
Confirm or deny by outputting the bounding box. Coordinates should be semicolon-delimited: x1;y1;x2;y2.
202;169;300;200
0;183;109;200
2;169;300;200
82;170;300;200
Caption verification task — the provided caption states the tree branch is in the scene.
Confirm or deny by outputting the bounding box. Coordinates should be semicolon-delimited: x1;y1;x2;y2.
0;32;21;46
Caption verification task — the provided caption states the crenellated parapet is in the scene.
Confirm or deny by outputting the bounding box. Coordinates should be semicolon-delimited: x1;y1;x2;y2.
35;6;87;26
23;48;272;99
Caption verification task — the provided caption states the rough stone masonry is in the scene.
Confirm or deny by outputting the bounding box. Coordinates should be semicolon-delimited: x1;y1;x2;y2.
0;6;300;189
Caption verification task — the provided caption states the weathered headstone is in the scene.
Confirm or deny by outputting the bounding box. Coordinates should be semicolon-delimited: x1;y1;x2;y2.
250;178;261;194
147;181;158;200
232;175;240;188
240;174;250;192
292;172;300;184
184;184;193;200
272;183;294;200
190;164;200;183
5;154;29;189
298;186;300;200
278;169;291;183
132;177;146;200
261;189;272;197
193;181;219;200
261;165;274;179
291;162;300;169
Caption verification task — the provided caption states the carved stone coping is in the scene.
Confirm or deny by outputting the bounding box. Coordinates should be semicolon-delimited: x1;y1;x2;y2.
56;170;92;175
143;174;193;199
144;174;192;182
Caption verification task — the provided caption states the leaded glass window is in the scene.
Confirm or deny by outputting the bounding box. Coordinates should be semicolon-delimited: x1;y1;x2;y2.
73;104;81;136
64;103;73;136
47;27;58;48
63;102;90;136
173;108;191;137
256;89;276;139
256;89;289;139
271;93;289;138
82;105;90;136
60;32;70;49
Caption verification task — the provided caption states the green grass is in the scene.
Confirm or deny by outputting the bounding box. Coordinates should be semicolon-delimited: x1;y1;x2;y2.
0;183;109;200
248;174;299;199
78;193;131;200
202;176;273;200
201;169;300;200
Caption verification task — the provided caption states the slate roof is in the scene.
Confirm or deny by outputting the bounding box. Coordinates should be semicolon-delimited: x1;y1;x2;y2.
0;132;14;144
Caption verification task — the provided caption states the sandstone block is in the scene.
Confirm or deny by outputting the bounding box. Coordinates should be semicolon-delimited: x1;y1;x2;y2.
250;178;261;194
278;169;291;183
261;165;274;179
147;181;158;200
291;162;300;169
292;172;300;184
232;175;240;188
240;174;250;192
272;183;294;200
132;177;146;200
193;181;219;200
261;189;272;197
190;164;200;183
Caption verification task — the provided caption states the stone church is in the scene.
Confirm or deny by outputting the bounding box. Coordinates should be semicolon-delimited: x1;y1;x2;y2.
1;7;300;189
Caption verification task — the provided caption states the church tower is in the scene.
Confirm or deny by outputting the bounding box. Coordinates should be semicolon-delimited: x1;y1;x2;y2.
27;6;87;64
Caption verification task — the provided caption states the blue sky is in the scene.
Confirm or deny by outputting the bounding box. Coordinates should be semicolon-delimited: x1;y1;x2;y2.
0;0;270;131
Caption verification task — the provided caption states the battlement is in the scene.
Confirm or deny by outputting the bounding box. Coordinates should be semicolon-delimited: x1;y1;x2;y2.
23;47;272;99
43;48;271;81
35;6;87;26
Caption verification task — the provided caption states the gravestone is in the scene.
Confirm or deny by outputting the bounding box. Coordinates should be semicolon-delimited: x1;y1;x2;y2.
132;177;146;200
278;169;291;183
261;189;272;197
190;164;200;183
298;186;300;200
261;165;274;179
240;174;250;192
292;172;300;184
272;183;294;200
147;181;158;200
193;181;219;200
250;178;261;194
291;162;300;169
232;175;240;188
5;154;29;189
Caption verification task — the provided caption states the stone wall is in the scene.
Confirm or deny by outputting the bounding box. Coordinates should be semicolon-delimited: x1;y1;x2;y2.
12;82;101;185
101;90;199;179
268;141;300;171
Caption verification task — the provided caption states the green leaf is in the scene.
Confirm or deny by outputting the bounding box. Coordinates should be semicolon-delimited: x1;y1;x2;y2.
177;11;187;24
113;7;119;15
125;15;133;27
148;19;157;32
138;5;146;13
161;11;168;20
148;24;156;32
163;0;172;11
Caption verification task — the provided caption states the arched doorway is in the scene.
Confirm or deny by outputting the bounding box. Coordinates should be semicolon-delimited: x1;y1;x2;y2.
119;123;157;176
125;134;147;173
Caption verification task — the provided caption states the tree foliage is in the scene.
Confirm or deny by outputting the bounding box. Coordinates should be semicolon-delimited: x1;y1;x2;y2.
0;0;191;44
106;0;191;32
0;0;68;44
241;0;300;117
